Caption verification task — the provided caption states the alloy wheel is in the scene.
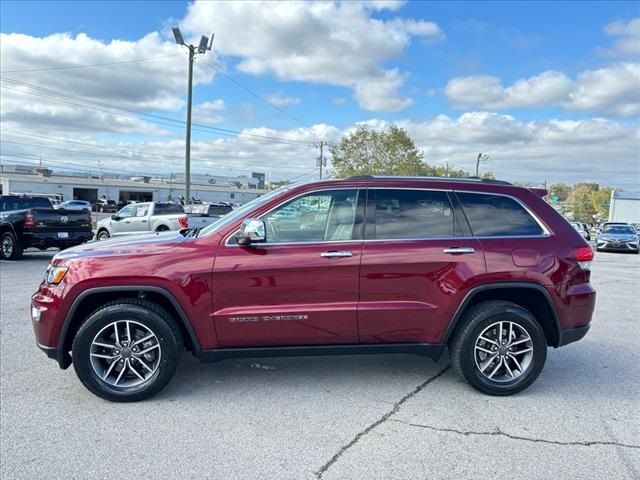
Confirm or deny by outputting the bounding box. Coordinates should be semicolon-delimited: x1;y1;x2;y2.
90;320;162;388
474;321;533;382
2;235;14;258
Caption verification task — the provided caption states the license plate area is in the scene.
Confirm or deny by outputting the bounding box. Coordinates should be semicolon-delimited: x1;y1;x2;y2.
57;232;69;239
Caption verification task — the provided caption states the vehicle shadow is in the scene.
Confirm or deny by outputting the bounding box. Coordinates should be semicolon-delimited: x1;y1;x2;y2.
162;352;451;401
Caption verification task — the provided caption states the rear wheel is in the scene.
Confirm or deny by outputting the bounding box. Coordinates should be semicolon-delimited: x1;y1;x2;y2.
450;300;547;395
1;232;23;260
155;225;169;232
72;299;183;402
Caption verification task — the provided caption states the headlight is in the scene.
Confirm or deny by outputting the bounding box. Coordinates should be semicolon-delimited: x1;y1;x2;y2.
46;265;68;285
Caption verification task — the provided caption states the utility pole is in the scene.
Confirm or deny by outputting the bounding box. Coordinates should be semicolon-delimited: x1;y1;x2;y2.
315;141;328;179
172;27;214;205
476;152;490;177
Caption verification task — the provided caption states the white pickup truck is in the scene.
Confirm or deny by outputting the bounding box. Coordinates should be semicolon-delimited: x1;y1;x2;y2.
95;202;189;240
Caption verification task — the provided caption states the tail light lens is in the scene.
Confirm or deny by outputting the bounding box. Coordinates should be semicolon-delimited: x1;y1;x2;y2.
571;246;594;270
87;212;92;225
24;211;35;228
178;215;188;229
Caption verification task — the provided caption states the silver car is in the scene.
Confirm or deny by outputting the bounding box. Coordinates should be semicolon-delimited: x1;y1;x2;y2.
596;224;639;253
55;200;92;211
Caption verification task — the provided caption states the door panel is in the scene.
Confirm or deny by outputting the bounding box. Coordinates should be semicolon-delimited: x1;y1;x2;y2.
212;242;362;347
211;188;364;347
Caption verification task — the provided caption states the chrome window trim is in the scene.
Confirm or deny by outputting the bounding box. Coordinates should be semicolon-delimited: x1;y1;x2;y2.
223;186;552;247
454;189;552;238
223;187;362;247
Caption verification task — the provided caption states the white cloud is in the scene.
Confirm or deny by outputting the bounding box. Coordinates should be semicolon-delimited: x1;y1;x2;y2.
264;92;301;107
179;0;443;112
0;31;217;134
192;99;225;124
444;63;640;117
602;17;640;56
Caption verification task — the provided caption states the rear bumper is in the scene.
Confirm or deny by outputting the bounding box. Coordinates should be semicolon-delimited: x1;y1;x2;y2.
22;230;93;249
558;324;590;346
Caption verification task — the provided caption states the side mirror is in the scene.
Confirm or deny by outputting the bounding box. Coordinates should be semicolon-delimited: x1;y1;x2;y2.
237;218;266;246
111;215;120;221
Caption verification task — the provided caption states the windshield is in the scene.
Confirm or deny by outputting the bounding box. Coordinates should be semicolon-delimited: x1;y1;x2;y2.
199;185;293;237
603;225;635;234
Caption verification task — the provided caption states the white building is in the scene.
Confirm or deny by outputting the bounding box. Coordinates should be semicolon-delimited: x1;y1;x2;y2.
0;171;267;205
609;191;640;224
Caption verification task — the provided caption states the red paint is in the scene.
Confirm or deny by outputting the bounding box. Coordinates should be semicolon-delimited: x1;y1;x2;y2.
31;177;596;359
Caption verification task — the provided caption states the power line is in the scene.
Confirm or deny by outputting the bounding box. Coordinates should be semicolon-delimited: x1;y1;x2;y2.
0;54;183;73
0;76;315;146
198;58;311;129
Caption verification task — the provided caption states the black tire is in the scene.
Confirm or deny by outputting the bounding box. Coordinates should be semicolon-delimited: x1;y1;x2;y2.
155;225;169;232
1;231;24;260
97;229;110;241
72;299;183;402
450;300;547;396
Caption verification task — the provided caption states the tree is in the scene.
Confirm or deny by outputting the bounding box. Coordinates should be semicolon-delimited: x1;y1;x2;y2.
548;183;571;203
568;185;596;223
589;187;613;218
329;126;425;177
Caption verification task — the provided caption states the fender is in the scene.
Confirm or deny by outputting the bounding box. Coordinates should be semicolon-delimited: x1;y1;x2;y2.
442;281;562;347
57;285;202;368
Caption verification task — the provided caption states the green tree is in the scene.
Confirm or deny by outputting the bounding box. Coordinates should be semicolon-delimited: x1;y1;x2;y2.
589;187;613;218
568;185;597;222
548;183;571;202
329;126;425;177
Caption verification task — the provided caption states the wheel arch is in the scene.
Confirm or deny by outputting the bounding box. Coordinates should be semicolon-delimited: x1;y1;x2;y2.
57;285;201;369
443;282;561;348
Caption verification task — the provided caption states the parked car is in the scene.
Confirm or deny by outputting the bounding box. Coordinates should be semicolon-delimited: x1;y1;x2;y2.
95;202;188;240
183;202;234;229
55;200;92;211
596;224;639;253
31;176;595;401
570;222;590;241
1;195;93;260
94;198;118;213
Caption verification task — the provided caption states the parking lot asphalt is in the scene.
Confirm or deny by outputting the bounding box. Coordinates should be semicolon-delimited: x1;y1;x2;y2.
1;249;639;479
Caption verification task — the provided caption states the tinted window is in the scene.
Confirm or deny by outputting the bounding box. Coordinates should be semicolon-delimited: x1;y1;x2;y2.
603;226;635;234
260;189;360;243
0;196;52;211
154;203;185;214
209;205;233;216
457;192;544;237
372;189;454;239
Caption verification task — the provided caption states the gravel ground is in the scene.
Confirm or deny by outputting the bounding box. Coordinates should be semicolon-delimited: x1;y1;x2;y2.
1;249;639;479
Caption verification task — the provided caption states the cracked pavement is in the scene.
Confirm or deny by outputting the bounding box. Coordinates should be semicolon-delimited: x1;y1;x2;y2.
2;250;639;479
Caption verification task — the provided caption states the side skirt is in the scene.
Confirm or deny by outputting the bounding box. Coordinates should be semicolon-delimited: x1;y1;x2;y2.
196;343;447;363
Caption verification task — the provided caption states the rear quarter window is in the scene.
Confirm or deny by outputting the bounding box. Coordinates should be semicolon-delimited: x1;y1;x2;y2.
456;192;544;237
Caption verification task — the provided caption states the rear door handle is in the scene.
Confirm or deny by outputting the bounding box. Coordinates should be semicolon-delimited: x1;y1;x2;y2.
443;247;475;255
321;251;353;258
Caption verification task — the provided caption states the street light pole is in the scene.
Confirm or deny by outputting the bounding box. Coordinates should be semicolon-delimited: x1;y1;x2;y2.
185;44;195;205
172;27;213;206
475;152;490;177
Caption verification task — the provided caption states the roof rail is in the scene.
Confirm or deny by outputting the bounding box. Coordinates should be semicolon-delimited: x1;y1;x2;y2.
344;175;512;186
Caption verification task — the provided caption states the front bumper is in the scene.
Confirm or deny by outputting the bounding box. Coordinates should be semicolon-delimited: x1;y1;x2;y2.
596;239;639;252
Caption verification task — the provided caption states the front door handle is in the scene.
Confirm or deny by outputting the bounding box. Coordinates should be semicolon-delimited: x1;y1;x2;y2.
321;251;353;258
443;247;475;255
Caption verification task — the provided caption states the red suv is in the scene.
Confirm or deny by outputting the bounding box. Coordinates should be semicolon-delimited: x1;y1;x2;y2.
31;176;596;401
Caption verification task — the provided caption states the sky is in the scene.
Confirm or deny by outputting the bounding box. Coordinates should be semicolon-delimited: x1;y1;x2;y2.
1;0;639;188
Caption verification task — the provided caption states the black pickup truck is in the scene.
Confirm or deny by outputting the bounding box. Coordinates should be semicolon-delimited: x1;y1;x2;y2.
0;195;93;260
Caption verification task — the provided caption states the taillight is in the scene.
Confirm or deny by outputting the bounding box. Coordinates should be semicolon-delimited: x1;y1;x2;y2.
24;211;35;228
88;212;92;225
178;215;188;229
571;246;594;270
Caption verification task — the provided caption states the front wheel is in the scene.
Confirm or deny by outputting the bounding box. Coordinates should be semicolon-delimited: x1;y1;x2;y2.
72;299;183;402
450;300;547;396
97;229;110;241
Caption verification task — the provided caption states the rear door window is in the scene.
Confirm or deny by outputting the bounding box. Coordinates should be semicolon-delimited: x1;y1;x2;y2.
456;192;544;237
154;203;185;215
371;189;455;240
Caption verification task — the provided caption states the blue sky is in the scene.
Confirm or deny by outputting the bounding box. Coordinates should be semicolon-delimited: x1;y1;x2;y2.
1;1;638;186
